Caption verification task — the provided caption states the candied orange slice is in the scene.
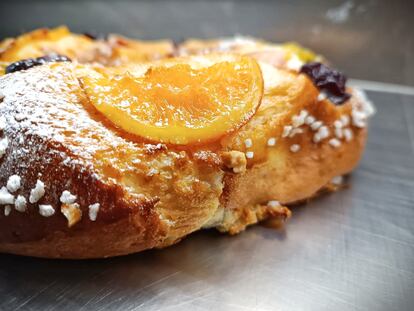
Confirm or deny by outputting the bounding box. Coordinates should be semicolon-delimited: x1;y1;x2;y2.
81;55;263;145
0;26;96;62
108;35;174;63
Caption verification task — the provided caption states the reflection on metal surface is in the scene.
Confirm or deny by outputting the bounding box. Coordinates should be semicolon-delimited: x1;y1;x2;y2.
325;1;354;24
0;91;413;310
349;79;414;96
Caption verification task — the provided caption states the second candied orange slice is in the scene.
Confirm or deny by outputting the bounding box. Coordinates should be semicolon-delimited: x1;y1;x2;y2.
81;55;263;145
0;26;94;62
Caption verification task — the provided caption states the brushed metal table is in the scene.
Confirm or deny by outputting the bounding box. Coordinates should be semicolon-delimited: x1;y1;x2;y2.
0;89;413;311
0;0;413;310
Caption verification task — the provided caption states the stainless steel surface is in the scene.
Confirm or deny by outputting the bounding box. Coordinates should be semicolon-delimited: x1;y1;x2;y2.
1;89;413;310
1;0;413;309
0;0;413;86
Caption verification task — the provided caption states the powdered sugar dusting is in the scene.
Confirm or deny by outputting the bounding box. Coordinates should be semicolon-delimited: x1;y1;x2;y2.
1;64;174;175
0;63;221;230
0;64;137;189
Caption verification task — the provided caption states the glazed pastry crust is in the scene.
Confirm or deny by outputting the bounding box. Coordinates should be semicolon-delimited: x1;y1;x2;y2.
0;50;371;258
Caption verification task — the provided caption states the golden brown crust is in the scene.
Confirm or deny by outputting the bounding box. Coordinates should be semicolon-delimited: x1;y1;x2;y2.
0;26;175;69
221;129;366;209
0;35;374;258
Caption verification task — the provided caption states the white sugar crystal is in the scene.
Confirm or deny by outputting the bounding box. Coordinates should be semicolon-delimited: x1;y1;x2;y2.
290;144;301;153
313;125;330;143
289;128;304;138
317;92;327;101
244;138;253;148
331;175;344;185
6;175;21;193
343;128;353;142
334;120;343;128
291;116;303;128
60;190;77;204
0;187;14;205
246;151;254;159
329;138;341;148
88;203;100;221
335;127;343;139
0;137;8;158
267;200;281;208
310;121;323;131
29;180;45;203
39;204;55;217
340;115;350;126
282;125;293;138
292;110;308;127
305;115;316;125
352;110;367;128
299;110;309;118
318;126;330;140
14;195;27;212
267;137;277;147
4;206;11;216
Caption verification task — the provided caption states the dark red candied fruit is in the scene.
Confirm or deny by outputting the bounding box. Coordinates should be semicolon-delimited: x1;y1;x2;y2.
300;62;351;105
5;54;72;74
4;58;38;74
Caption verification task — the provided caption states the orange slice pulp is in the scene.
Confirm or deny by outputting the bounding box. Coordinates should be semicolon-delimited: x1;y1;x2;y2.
81;55;264;145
